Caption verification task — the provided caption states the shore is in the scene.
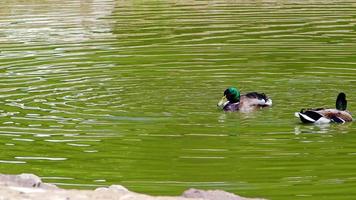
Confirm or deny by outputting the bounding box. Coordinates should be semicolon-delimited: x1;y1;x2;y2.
0;173;266;200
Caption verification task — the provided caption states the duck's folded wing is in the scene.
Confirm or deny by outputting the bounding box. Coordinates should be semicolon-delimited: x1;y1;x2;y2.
330;117;346;123
245;97;272;106
244;92;272;106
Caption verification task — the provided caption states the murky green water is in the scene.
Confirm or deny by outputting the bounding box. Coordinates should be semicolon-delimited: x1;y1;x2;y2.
1;0;356;199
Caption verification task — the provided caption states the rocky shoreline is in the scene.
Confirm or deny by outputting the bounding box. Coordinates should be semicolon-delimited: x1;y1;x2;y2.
0;173;266;200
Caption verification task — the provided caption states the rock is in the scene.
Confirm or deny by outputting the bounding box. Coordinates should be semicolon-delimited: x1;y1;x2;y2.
94;187;109;192
0;173;267;200
182;188;266;200
0;173;57;190
94;185;129;197
108;185;129;192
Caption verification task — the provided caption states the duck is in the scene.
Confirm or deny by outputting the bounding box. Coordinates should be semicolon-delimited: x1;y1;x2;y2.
217;87;272;112
295;92;353;124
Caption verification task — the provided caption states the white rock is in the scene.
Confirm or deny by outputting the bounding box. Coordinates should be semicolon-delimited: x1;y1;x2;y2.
108;185;129;192
95;187;109;192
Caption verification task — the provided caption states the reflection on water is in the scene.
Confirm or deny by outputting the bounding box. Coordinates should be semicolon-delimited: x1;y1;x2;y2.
0;0;115;44
15;156;67;161
0;0;356;200
294;124;331;134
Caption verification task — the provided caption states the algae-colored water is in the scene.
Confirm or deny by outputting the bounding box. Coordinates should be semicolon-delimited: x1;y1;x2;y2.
0;0;356;199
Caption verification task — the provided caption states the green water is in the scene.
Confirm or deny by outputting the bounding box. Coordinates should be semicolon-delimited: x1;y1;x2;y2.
1;0;356;199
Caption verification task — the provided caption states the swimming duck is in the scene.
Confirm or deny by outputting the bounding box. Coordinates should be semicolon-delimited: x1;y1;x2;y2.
295;92;353;124
217;87;272;112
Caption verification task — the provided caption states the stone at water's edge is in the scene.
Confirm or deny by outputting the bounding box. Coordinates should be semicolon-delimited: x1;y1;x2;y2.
182;188;266;200
0;173;266;200
0;173;58;189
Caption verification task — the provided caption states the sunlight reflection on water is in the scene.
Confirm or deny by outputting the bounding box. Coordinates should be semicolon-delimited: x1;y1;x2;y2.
0;0;115;44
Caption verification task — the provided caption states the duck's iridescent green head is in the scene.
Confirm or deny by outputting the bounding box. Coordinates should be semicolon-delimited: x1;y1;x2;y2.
224;87;241;103
217;87;241;109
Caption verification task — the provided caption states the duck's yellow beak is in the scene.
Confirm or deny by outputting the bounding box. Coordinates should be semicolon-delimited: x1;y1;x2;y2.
217;96;228;109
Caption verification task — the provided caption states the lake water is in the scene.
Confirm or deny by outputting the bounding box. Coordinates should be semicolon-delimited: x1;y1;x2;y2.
0;0;356;199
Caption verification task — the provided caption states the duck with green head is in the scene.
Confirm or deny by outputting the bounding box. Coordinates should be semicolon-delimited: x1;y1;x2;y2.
217;87;273;112
295;92;353;124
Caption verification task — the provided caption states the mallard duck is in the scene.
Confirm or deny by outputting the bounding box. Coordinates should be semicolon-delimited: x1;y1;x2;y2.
295;92;353;124
217;87;272;112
